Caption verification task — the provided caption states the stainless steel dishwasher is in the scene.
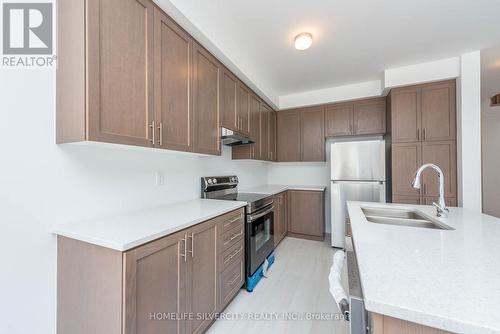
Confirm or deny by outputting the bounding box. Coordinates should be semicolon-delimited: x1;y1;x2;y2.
346;250;370;334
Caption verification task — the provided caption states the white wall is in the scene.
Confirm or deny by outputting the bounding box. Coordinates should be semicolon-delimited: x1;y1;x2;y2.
480;45;500;218
0;69;268;334
457;51;482;212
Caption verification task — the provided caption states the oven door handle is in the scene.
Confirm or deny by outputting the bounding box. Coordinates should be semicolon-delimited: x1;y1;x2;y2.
247;206;274;222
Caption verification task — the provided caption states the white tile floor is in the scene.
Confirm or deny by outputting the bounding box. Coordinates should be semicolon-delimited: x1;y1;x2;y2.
207;237;350;334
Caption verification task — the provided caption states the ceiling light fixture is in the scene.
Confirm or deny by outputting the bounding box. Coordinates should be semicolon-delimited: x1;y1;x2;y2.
294;32;313;51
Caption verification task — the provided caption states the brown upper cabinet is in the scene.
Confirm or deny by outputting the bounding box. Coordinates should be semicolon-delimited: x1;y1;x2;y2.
325;104;353;136
276;107;325;162
154;9;192;152
276;110;301;162
58;0;156;147
391;80;456;143
236;83;251;135
324;98;386;137
260;103;270;161
269;111;277;162
191;42;221;155
219;67;238;132
353;98;386;135
300;108;325;161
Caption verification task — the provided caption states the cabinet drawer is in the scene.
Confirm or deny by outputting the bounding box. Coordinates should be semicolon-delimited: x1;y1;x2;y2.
219;224;244;253
219;238;244;272
218;208;245;235
219;256;244;307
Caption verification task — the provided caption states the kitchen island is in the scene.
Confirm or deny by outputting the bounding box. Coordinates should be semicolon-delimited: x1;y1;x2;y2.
347;201;500;334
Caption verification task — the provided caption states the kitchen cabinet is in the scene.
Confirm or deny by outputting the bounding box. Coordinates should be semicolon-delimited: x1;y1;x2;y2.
277;110;301;162
274;192;287;246
249;95;261;141
269;111;277;162
392;142;422;197
421;82;456;142
236;83;250;135
324;98;386;137
287;190;325;241
57;0;155;147
421;141;457;198
392;195;422;205
186;221;218;334
391;81;456;143
390;87;421;143
192;42;221;155
325;104;353;136
57;207;245;334
154;10;192;152
260;103;270;161
219;67;237;131
353;98;387;135
423;197;457;207
300;108;325;161
389;80;457;205
123;231;187;334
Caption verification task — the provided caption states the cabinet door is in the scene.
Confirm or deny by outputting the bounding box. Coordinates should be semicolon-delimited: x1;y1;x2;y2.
249;94;261;141
392;142;422;197
123;231;187;334
288;190;324;238
301;108;325;161
260;104;269;161
325;104;353;137
269;111;277;162
353;98;386;135
87;0;154;147
391;87;421;143
277;110;301;162
421;81;456;142
421;141;457;198
236;83;250;134
392;195;421;205
192;42;220;155
424;197;457;207
219;68;237;131
154;10;192;152
186;221;218;334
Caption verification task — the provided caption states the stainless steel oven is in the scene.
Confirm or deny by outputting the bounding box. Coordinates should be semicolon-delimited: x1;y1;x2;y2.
246;204;274;276
201;176;276;291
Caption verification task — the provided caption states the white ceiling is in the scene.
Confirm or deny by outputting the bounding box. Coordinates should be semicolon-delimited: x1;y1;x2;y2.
159;0;500;105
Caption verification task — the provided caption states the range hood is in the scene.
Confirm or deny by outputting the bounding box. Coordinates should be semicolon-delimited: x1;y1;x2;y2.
221;127;254;146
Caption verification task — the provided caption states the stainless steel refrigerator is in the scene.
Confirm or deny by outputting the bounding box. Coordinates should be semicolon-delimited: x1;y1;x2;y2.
331;137;386;248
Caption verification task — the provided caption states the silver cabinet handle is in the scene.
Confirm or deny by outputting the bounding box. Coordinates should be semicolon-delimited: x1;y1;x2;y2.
228;273;240;286
417;128;420;140
180;234;187;262
224;231;243;245
423;128;426;140
158;122;163;146
224;246;243;264
223;215;242;228
149;121;156;145
188;232;194;258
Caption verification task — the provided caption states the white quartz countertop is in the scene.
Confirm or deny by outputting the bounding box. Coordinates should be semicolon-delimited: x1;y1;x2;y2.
53;199;246;251
241;184;326;194
347;201;500;334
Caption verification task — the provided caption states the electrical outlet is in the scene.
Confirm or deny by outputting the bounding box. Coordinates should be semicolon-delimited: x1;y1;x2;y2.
155;171;165;186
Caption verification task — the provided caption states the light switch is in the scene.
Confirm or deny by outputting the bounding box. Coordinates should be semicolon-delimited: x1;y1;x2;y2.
155;171;165;186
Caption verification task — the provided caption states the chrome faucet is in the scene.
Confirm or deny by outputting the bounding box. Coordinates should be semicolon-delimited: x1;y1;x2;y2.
411;163;449;217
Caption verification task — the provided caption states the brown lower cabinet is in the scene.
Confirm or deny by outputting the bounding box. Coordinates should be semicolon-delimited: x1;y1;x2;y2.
392;195;457;207
274;192;287;246
57;208;245;334
287;190;325;241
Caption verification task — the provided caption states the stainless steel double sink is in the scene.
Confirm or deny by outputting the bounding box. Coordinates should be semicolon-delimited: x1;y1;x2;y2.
361;207;454;230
